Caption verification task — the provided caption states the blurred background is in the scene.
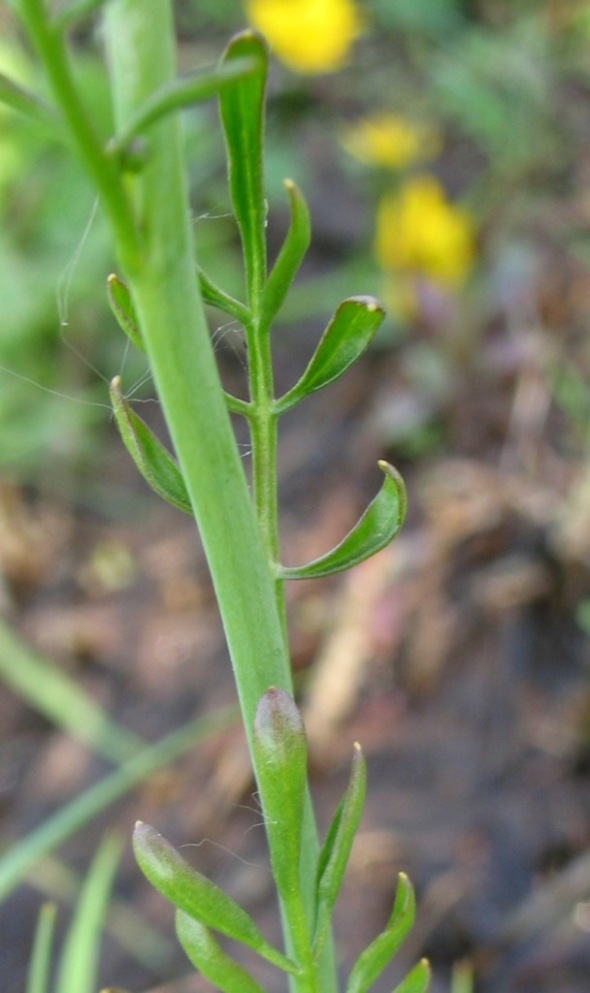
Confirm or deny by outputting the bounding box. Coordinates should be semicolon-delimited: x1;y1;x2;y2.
1;1;590;991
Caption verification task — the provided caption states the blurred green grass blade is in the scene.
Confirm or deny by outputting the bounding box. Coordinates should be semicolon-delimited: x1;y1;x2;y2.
0;619;144;764
34;855;175;975
278;463;407;580
218;32;268;311
176;912;267;993
56;832;124;993
0;706;235;903
110;375;194;515
391;958;431;993
26;902;57;993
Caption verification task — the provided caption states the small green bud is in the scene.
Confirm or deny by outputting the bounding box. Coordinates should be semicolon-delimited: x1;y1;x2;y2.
253;688;307;902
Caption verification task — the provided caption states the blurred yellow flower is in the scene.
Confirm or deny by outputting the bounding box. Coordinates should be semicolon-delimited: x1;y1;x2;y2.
341;112;441;170
374;175;474;288
245;0;362;74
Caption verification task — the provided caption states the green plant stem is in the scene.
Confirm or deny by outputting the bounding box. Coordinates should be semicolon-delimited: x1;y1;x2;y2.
17;0;139;274
246;314;286;633
97;3;335;990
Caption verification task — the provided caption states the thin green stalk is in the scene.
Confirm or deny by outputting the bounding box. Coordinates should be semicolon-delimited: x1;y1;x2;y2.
246;315;286;633
17;0;139;274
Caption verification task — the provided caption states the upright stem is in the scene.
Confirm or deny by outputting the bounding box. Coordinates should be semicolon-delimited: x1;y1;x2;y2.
59;1;334;988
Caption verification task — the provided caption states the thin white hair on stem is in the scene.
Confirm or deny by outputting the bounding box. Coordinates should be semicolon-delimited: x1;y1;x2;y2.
55;196;99;330
178;838;270;873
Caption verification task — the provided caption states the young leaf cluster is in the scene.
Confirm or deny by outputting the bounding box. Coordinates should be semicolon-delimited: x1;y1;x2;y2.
134;689;428;993
106;31;407;583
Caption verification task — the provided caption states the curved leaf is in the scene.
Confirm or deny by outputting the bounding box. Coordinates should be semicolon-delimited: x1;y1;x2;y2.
261;179;311;329
275;296;385;412
176;912;267;993
108;57;258;154
253;688;307;902
133;822;298;976
197;267;250;325
278;462;407;580
313;743;366;959
107;274;144;352
346;874;416;993
110;376;193;515
218;32;268;311
392;959;431;993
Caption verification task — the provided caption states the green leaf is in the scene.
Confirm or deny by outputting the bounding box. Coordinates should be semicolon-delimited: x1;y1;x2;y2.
108;57;259;154
107;274;144;352
261;179;311;329
56;832;124;993
346;874;416;993
253;688;307;902
133;822;299;976
392;959;431;993
26;903;57;993
0;72;59;129
176;912;267;993
197;267;250;325
218;32;268;312
278;462;407;580
313;743;366;959
110;376;193;514
274;296;385;412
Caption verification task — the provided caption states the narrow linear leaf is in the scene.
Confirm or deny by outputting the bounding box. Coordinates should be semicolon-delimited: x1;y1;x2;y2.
313;743;366;958
253;688;307;902
133;822;299;976
275;296;385;412
176;912;267;993
346;874;416;993
0;72;59;129
392;958;431;993
56;832;124;993
218;32;268;311
110;376;193;514
26;903;57;993
107;274;144;352
261;179;311;329
108;57;258;154
0;618;143;765
34;854;174;974
198;267;250;325
279;462;407;580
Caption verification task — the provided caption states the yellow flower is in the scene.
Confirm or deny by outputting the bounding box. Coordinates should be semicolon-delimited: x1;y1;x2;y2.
374;175;474;288
245;0;362;74
341;112;441;170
